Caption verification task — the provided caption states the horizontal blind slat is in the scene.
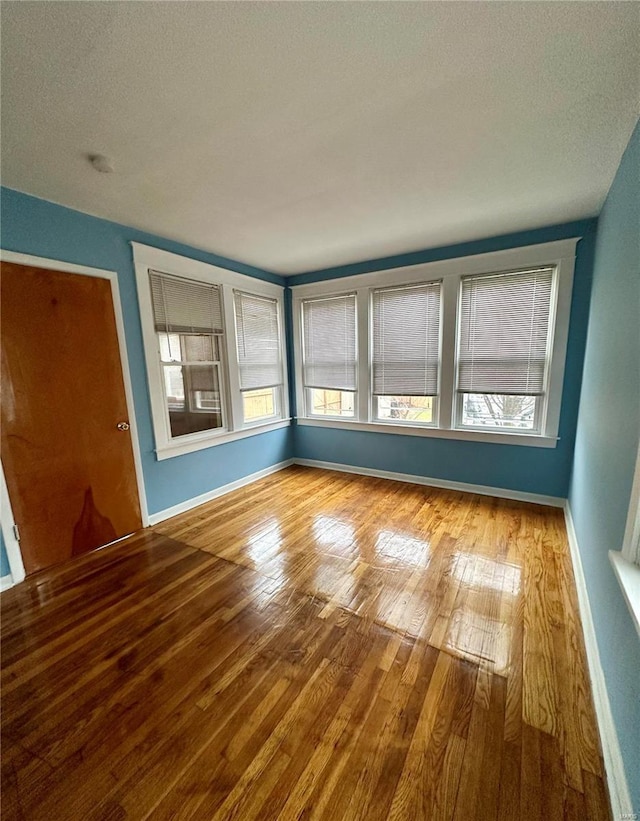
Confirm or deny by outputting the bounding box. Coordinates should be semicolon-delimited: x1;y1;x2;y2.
302;294;357;392
150;271;223;334
372;282;441;396
234;291;282;391
457;267;554;395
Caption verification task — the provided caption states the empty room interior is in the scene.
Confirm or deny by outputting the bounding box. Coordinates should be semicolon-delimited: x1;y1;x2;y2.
1;2;639;820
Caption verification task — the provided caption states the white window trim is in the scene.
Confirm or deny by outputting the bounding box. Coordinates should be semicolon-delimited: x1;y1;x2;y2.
296;417;558;448
609;440;640;637
292;238;578;448
132;243;289;460
621;441;640;565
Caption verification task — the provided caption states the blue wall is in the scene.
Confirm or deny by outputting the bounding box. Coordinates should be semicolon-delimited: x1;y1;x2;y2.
290;219;597;497
568;121;640;810
0;187;294;519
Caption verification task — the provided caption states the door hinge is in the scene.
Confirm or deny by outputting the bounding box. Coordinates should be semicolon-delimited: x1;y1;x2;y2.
12;524;20;541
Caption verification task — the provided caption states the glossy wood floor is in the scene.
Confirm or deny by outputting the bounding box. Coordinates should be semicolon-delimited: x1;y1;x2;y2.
1;466;610;820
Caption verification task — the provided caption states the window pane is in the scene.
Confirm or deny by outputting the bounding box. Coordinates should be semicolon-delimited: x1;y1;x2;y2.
243;387;276;422
164;364;223;437
163;365;185;408
159;333;182;363
308;388;355;417
376;396;434;424
159;333;217;363
183;334;216;362
193;390;220;411
461;393;537;430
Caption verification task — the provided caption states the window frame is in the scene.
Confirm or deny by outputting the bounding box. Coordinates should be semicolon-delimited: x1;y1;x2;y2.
233;289;285;428
133;243;289;460
305;387;357;420
299;292;359;420
292;238;578;448
372;395;438;427
241;386;282;425
370;281;442;429
610;442;640;636
160;332;226;424
455;392;544;434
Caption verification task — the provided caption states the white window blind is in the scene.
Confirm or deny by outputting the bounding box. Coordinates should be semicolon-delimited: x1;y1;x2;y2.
150;271;223;335
234;291;282;390
372;282;441;396
302;294;357;391
457;267;554;395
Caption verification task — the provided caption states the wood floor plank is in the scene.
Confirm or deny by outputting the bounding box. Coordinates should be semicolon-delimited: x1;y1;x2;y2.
1;466;611;820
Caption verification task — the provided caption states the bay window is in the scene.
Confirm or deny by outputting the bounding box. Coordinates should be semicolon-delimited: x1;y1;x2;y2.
293;238;577;448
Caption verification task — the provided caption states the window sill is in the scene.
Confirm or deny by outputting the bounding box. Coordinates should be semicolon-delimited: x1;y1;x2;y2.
155;418;292;460
295;417;559;448
609;550;640;638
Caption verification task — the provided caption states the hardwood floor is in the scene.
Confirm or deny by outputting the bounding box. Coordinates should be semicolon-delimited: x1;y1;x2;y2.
1;465;610;820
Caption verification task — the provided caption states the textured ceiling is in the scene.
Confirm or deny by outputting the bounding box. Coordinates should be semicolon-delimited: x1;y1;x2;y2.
1;2;639;274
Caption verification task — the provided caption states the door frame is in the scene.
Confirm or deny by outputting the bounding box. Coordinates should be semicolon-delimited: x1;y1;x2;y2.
0;250;149;586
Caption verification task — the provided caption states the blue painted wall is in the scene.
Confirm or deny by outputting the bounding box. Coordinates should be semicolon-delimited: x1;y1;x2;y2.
290;219;597;497
568;121;640;810
0;187;294;518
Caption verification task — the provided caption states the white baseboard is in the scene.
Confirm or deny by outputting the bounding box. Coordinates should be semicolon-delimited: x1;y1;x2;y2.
1;574;14;592
148;459;295;525
293;458;564;507
563;502;633;819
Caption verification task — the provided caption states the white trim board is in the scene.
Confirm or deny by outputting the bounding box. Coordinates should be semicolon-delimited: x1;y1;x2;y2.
1;575;14;592
609;550;640;638
289;238;580;296
563;502;633;820
621;441;640;564
293;458;564;507
296;417;559;449
148;459;294;525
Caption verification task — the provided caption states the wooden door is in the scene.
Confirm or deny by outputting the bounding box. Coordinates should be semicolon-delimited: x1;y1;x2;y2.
1;261;143;575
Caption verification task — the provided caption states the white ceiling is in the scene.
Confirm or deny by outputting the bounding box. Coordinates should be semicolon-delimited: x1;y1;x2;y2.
2;2;639;275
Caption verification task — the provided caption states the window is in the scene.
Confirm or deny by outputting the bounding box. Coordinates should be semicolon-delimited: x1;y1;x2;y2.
133;243;288;459
301;294;357;418
456;268;553;433
293;238;577;448
610;443;640;635
234;291;283;424
151;273;226;438
308;389;355;417
372;282;441;426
